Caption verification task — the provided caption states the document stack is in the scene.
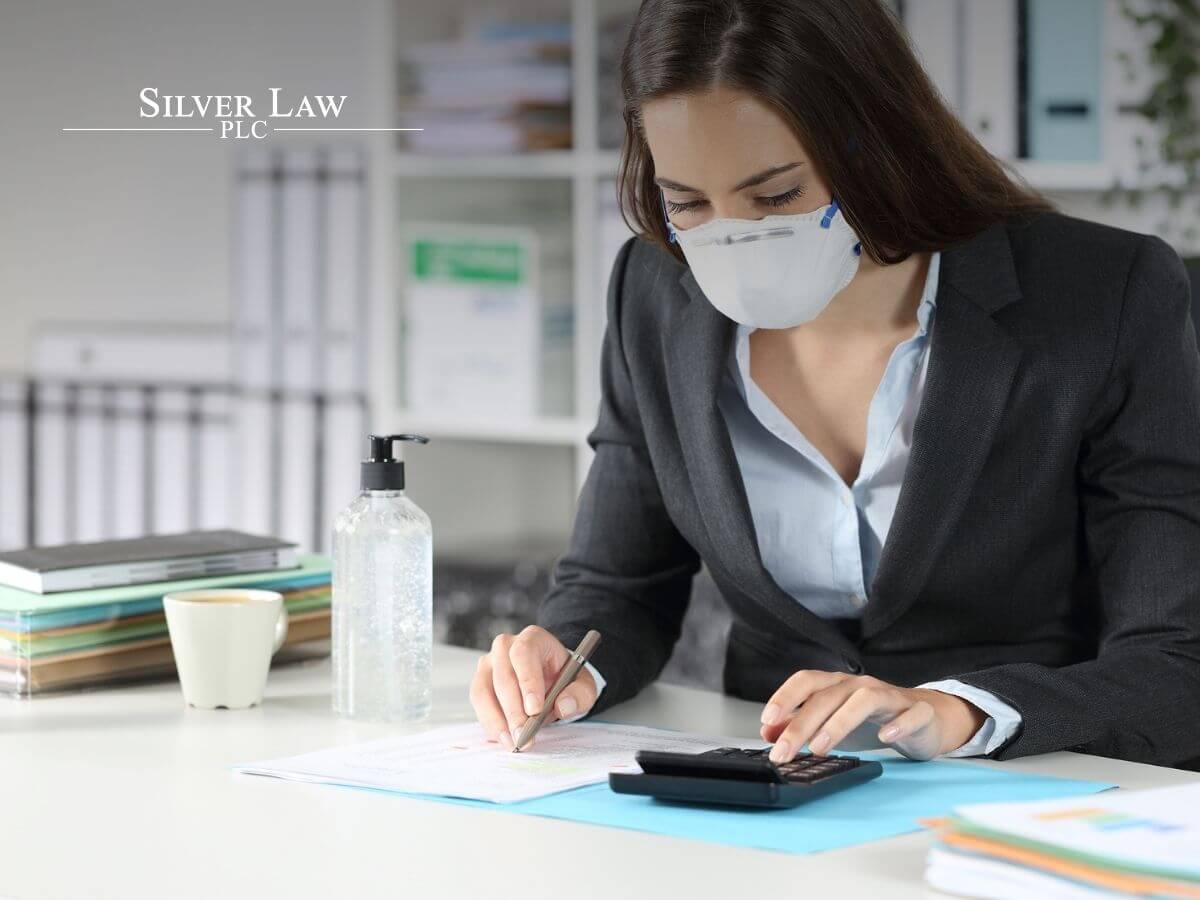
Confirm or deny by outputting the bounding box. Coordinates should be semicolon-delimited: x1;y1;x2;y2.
0;533;331;697
397;18;572;154
925;783;1200;898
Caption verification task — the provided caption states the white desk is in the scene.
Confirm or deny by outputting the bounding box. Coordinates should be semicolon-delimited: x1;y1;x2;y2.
3;643;1196;900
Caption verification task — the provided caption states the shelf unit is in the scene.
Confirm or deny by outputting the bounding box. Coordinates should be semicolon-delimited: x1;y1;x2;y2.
369;0;635;503
359;0;1158;551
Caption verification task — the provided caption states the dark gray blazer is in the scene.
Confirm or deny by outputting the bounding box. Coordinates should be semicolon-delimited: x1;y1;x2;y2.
538;211;1200;767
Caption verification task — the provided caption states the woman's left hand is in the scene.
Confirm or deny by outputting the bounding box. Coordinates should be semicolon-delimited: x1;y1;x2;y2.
759;671;987;762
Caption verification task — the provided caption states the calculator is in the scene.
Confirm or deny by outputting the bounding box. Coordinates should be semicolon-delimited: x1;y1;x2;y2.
608;746;883;809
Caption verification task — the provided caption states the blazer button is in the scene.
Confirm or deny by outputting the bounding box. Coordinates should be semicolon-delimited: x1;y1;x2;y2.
843;657;864;674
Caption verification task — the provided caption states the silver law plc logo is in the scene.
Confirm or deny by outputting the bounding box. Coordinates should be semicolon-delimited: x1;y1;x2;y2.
63;87;420;139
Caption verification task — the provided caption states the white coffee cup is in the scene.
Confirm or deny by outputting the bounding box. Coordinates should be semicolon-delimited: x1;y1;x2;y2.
163;589;289;709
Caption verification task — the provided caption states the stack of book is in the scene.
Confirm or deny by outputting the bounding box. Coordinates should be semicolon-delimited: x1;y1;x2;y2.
397;19;572;154
0;531;331;697
925;784;1200;898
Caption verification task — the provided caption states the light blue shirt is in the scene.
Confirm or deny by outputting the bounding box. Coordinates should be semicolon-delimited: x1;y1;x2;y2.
585;251;1020;758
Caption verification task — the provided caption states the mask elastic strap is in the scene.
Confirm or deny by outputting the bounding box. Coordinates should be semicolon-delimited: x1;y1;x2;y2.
822;198;862;257
661;191;678;244
819;199;840;229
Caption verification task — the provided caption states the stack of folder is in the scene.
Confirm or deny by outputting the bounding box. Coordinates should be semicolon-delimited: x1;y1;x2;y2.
0;557;331;697
925;783;1200;898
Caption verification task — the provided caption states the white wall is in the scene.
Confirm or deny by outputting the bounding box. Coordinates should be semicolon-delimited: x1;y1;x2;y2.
0;0;376;371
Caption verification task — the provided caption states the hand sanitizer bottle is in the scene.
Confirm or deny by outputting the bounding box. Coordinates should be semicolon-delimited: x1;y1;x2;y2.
332;434;432;722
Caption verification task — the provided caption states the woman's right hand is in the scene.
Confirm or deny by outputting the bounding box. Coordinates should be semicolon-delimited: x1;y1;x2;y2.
469;625;599;750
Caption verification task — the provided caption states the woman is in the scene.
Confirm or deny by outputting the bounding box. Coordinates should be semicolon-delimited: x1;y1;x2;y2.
470;0;1200;766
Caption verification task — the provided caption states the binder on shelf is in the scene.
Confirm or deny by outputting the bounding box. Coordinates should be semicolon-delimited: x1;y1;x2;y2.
69;384;105;544
111;386;146;540
28;326;237;546
150;388;190;535
402;224;541;422
902;0;1018;159
1025;0;1102;161
963;0;1018;159
232;146;369;551
904;0;964;112
0;379;29;552
33;382;67;547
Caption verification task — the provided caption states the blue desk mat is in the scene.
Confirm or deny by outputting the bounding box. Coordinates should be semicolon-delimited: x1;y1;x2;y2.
372;754;1113;856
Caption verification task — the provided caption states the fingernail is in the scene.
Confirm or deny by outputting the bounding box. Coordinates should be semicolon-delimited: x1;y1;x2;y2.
557;695;578;718
524;692;540;715
498;732;514;750
769;740;792;764
880;725;900;741
811;732;831;755
761;703;781;725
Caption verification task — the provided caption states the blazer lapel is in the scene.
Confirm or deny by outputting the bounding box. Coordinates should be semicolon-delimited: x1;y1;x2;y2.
668;220;1026;651
862;223;1025;637
668;268;861;660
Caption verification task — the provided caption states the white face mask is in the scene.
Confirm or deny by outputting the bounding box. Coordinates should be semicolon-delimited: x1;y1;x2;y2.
667;198;863;329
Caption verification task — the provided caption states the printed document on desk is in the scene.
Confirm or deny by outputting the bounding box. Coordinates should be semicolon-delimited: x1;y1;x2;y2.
235;721;761;804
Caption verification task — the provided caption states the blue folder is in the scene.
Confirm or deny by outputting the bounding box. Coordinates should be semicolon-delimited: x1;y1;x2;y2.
1027;0;1102;161
355;752;1112;856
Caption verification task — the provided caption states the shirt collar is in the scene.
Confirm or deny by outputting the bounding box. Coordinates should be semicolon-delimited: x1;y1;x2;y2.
731;250;941;383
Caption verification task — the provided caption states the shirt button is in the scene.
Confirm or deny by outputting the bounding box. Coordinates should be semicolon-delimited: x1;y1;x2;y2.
840;493;851;507
850;594;866;608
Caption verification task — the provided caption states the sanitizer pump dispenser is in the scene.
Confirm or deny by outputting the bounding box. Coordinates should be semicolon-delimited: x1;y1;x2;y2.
332;433;432;722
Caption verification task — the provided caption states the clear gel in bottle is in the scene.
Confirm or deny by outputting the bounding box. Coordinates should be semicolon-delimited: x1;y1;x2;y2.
332;433;432;722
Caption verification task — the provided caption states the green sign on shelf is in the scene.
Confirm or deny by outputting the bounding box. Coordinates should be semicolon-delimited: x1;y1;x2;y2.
411;237;526;284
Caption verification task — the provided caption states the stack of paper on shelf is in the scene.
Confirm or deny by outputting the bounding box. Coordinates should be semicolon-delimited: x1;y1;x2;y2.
925;783;1200;898
0;555;331;697
397;18;571;154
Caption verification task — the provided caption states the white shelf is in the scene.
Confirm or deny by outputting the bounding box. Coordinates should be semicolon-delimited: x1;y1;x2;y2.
393;151;578;179
393;149;621;180
383;410;591;446
1006;159;1117;192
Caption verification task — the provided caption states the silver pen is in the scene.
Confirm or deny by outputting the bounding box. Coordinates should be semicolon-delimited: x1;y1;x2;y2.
512;630;602;752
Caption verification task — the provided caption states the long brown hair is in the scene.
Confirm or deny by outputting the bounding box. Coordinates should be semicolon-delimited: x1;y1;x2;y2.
618;0;1055;265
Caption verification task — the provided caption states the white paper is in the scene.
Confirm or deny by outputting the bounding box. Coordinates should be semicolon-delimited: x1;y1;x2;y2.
952;782;1200;880
925;846;1109;900
235;721;766;804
